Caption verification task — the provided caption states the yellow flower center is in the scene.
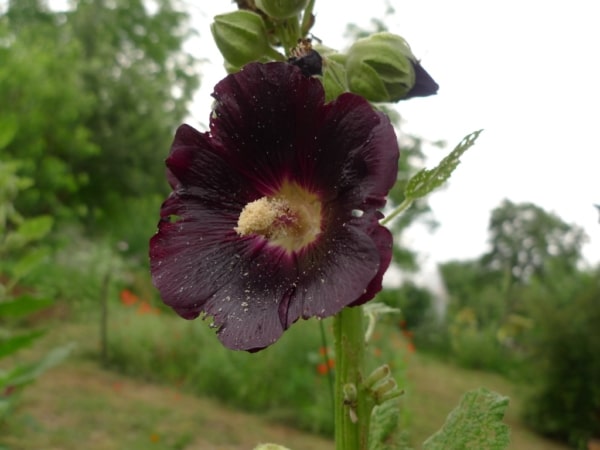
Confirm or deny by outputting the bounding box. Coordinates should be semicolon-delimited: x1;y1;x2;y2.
235;181;322;252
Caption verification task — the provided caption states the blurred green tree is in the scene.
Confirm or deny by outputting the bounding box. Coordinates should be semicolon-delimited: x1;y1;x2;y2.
437;200;589;373
1;0;199;225
0;7;98;219
443;200;588;321
481;199;587;285
521;268;600;447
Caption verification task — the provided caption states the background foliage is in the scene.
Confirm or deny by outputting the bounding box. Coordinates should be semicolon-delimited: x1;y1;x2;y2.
1;0;198;234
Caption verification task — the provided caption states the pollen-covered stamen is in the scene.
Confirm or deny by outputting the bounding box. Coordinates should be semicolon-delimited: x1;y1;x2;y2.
235;181;322;252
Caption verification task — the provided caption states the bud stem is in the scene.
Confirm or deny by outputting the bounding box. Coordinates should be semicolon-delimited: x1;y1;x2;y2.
380;197;412;226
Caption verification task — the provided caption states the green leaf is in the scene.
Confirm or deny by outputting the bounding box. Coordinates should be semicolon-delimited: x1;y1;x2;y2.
0;295;53;317
0;114;18;150
369;399;409;450
423;388;510;450
15;215;53;242
405;130;482;201
0;330;45;359
8;247;51;282
0;344;72;388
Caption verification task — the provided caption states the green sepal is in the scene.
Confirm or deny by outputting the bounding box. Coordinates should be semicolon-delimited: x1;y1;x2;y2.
321;56;349;102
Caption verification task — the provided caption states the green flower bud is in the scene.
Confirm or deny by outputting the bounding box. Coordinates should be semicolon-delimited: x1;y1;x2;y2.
373;377;397;397
345;32;416;102
343;383;358;403
379;387;405;403
211;10;276;68
255;0;308;19
364;364;391;389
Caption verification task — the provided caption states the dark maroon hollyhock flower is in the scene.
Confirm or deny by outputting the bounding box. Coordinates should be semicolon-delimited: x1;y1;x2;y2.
150;62;399;351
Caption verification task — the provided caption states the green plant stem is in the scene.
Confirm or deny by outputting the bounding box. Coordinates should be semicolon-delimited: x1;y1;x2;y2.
100;271;110;366
380;197;413;226
334;306;369;450
319;320;335;414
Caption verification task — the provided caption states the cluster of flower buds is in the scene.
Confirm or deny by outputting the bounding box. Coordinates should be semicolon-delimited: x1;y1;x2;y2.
363;364;404;404
211;0;438;102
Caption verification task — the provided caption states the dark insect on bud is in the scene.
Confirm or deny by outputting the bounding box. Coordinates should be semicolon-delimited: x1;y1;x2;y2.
288;38;322;76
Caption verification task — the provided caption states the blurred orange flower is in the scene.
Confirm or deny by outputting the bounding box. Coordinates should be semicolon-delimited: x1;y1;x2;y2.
136;301;160;315
120;289;139;306
316;363;329;375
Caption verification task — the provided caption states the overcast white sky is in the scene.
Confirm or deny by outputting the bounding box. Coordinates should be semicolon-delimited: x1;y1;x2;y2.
185;0;600;273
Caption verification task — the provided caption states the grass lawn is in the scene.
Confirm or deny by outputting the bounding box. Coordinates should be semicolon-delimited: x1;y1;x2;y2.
2;322;570;449
3;360;334;450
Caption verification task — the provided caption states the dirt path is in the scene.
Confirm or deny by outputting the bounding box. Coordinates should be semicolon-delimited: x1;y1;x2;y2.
4;361;334;450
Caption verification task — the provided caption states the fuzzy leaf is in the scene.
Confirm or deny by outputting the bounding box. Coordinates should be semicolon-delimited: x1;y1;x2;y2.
369;399;409;450
423;388;510;450
405;130;482;200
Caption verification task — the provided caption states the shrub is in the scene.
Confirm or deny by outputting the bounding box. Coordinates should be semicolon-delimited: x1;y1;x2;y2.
521;272;600;448
0;161;71;424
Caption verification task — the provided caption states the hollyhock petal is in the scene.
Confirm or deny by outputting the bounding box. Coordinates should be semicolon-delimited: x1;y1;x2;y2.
349;213;394;306
150;62;400;351
314;94;399;207
209;63;325;195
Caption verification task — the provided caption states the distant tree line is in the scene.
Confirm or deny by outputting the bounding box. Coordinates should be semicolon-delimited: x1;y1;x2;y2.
384;199;599;448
